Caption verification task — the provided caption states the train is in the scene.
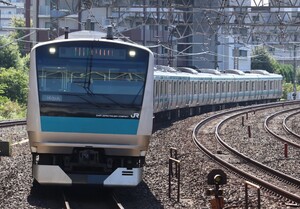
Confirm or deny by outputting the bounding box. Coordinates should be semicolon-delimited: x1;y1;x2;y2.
153;65;282;120
27;30;154;186
27;30;283;187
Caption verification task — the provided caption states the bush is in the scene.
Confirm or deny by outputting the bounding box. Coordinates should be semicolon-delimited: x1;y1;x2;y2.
0;96;26;119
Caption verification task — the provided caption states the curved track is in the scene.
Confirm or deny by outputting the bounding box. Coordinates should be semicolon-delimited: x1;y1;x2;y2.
193;101;300;204
264;107;300;148
283;110;300;138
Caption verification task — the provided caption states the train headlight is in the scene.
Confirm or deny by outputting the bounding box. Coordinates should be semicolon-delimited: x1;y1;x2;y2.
129;50;136;57
140;151;147;156
49;47;56;54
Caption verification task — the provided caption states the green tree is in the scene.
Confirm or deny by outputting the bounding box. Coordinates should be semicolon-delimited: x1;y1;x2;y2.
272;62;294;83
10;17;27;56
251;46;275;73
0;36;22;69
0;96;25;119
0;67;28;105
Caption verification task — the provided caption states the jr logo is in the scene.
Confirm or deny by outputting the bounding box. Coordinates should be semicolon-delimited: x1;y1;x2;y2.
131;113;140;118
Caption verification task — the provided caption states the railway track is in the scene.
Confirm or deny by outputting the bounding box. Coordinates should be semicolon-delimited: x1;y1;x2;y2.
0;120;26;128
193;101;300;204
0;120;124;209
283;110;300;138
62;188;123;209
264;107;300;147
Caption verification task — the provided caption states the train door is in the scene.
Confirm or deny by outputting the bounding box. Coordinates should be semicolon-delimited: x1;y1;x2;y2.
178;81;182;108
212;81;215;104
270;80;274;98
191;81;194;106
168;80;172;110
162;80;166;110
193;81;199;106
239;81;243;100
232;81;236;101
154;80;159;112
263;80;267;98
250;80;256;99
245;81;250;100
199;81;203;105
227;81;232;102
184;80;188;107
216;81;220;103
172;80;177;108
221;81;226;103
234;80;238;101
158;80;162;110
205;81;210;104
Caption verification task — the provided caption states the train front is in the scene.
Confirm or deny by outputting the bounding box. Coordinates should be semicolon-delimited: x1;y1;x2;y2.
27;38;154;186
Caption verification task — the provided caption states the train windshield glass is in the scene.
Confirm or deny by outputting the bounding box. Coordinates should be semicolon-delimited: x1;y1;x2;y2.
36;41;149;118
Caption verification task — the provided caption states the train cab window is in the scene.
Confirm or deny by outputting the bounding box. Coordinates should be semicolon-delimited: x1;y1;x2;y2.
43;72;63;91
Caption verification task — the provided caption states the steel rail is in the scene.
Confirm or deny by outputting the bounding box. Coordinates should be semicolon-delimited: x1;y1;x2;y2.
283;110;300;139
0;120;26;128
264;108;300;148
192;101;300;204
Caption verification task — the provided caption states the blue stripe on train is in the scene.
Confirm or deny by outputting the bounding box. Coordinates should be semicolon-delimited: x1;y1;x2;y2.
40;116;139;134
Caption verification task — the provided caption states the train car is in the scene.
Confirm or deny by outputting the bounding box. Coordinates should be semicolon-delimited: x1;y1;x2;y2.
27;30;154;186
153;66;283;120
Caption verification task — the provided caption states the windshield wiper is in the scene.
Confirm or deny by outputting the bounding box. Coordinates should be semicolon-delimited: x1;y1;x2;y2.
130;84;144;105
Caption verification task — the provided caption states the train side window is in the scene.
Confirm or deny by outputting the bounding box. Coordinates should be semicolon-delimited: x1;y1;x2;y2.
239;82;243;91
251;82;255;91
216;82;220;93
228;82;231;92
165;81;168;95
179;81;181;95
205;82;208;93
194;82;197;94
264;81;267;90
199;82;203;93
222;82;225;93
173;81;177;95
155;80;159;97
246;81;249;91
270;81;273;90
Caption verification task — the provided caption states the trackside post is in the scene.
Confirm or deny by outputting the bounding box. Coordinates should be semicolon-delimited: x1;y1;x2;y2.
0;141;11;159
168;147;180;202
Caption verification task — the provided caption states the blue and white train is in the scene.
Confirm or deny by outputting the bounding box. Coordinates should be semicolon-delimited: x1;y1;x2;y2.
27;30;283;187
27;31;154;186
153;66;282;120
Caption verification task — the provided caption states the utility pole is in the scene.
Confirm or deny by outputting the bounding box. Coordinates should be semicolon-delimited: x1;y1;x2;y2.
293;34;297;100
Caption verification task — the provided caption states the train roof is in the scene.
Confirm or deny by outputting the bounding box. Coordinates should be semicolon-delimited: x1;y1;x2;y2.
31;30;153;54
154;65;283;81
